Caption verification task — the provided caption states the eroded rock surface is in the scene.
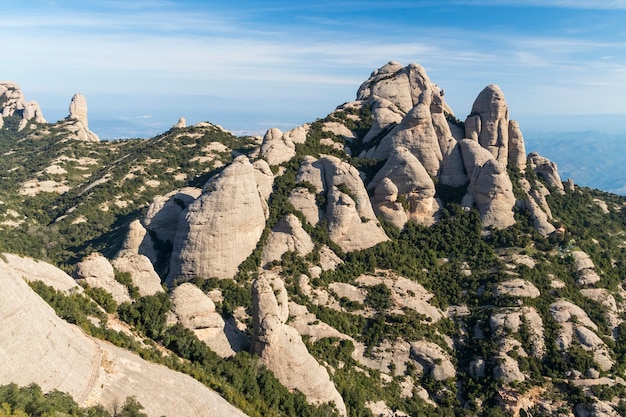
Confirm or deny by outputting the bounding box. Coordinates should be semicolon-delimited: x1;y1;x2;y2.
74;253;131;303
168;156;268;282
171;283;248;357
252;272;347;415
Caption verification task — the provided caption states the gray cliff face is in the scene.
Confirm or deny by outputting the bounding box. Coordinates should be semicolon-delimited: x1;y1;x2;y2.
168;155;268;282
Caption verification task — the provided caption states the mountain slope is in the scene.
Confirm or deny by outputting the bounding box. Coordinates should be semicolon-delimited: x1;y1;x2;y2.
2;63;626;417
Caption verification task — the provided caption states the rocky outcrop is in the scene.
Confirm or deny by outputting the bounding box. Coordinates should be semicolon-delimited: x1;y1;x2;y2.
494;279;540;298
261;214;315;266
459;139;516;228
168;156;268;282
465;85;509;165
0;81;47;131
171;283;248;357
251;272;347;415
174;117;187;128
58;93;100;142
508;120;527;171
288;187;321;226
409;341;455;381
364;93;444;176
362;97;404;144
0;261;247;417
550;300;613;371
571;251;601;286
142;187;202;252
528;152;565;194
259;127;297;165
523;196;556;237
296;155;388;252
1;252;81;294
74;253;131;303
112;222;164;297
369;146;439;227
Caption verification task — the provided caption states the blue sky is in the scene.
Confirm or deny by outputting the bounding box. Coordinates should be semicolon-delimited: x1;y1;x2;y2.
2;0;626;138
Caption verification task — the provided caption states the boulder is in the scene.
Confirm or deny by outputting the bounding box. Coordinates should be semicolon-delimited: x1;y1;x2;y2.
168;156;268;282
261;214;315;266
251;272;347;415
171;283;248;357
74;253;131;303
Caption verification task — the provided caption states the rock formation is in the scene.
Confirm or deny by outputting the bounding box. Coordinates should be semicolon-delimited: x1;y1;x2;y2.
62;93;100;141
0;261;247;417
296;155;388;252
528;152;565;194
2;252;81;294
171;283;248;357
74;253;131;303
112;220;164;297
465;85;509;165
251;272;347;415
174;116;187;128
168;155;268;282
369;146;439;227
0;81;47;131
459;139;516;228
259;127;297;165
261;214;315;266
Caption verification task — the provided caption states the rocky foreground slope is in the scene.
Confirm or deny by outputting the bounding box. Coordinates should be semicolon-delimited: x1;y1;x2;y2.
2;63;626;416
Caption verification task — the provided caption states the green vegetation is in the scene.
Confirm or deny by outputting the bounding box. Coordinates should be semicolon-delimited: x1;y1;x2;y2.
0;383;145;417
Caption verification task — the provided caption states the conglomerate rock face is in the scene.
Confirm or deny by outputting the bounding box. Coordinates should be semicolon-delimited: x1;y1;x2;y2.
251;272;347;416
168;155;268;282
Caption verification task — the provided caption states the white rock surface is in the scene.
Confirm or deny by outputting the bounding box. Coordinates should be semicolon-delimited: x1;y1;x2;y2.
74;253;131;303
494;279;540;298
369;146;438;227
297;155;388;252
168;156;268;282
465;85;509;165
528;152;565;194
2;252;81;294
410;340;455;381
0;264;247;417
259;128;297;165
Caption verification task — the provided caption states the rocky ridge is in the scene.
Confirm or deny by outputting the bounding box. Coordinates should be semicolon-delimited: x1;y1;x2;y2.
1;62;625;417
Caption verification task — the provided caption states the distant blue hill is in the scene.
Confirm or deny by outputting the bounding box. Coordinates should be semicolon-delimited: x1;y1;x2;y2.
524;129;626;195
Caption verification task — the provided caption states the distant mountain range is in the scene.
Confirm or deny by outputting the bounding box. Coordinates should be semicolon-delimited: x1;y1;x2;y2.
524;129;626;195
